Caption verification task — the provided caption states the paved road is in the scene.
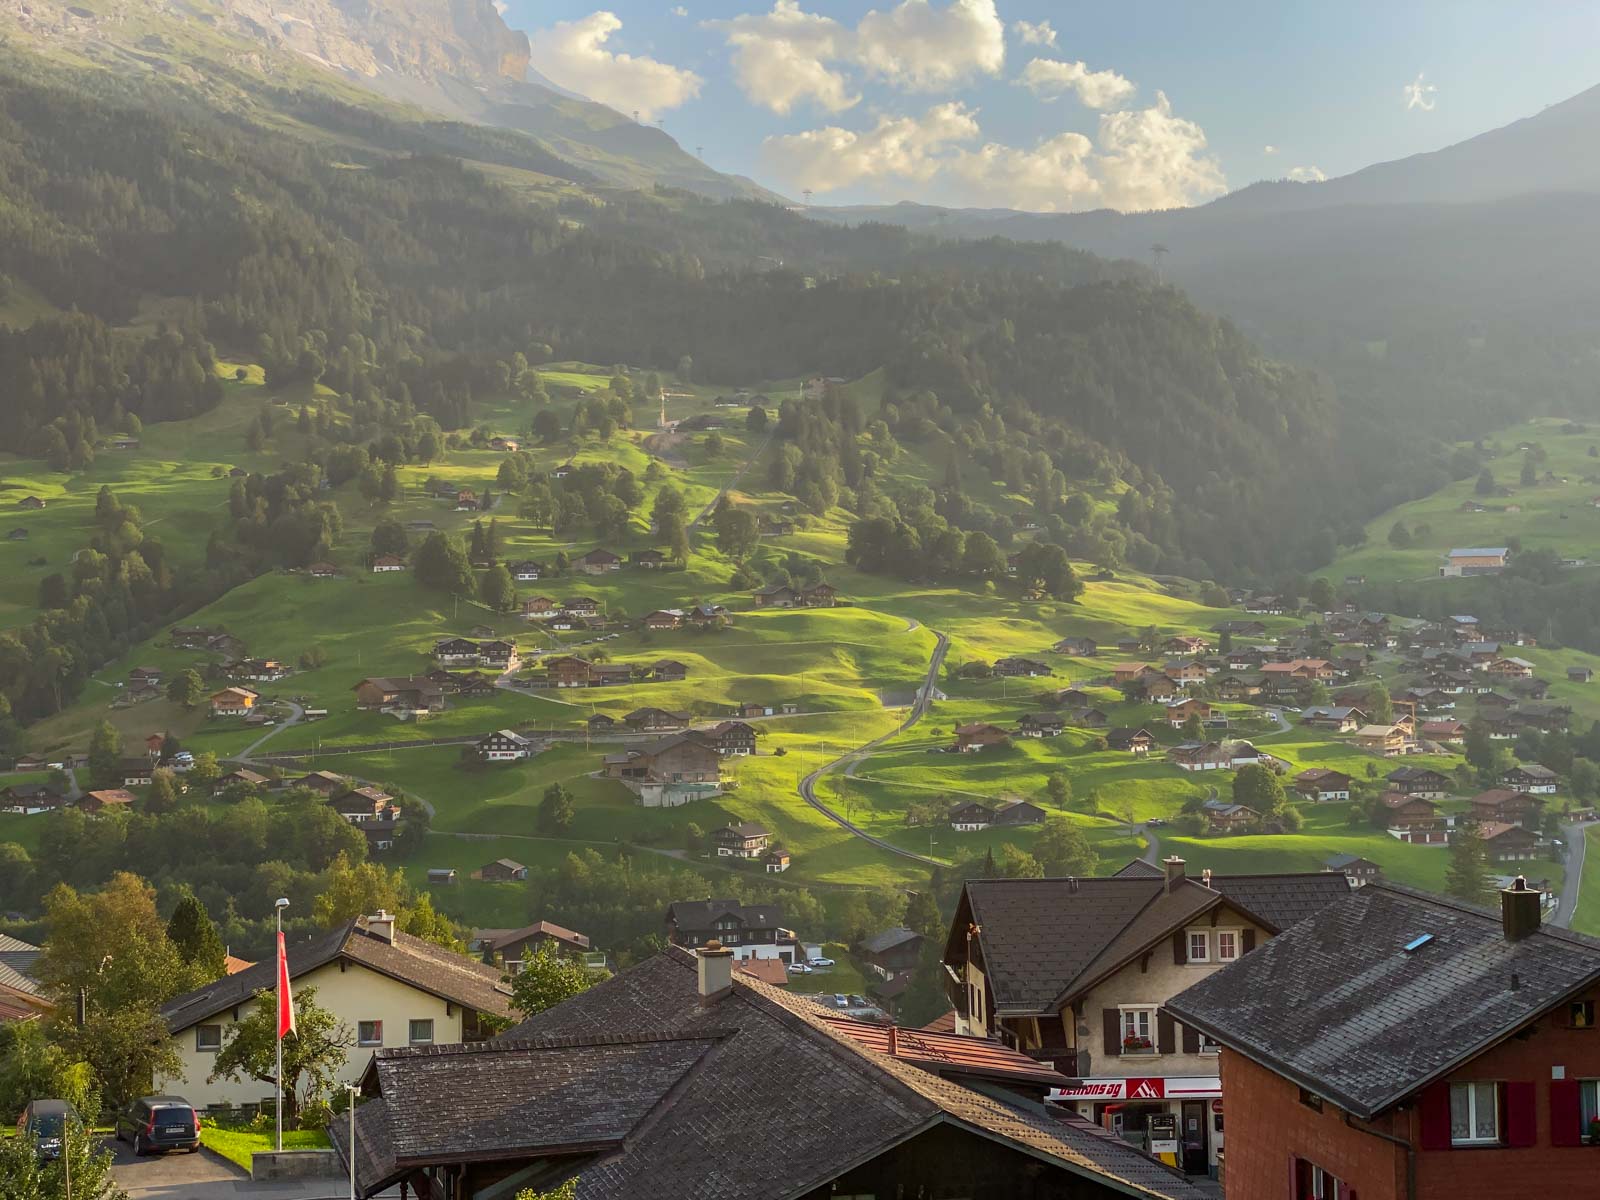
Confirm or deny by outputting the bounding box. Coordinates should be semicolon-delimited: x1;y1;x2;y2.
236;702;305;762
106;1138;388;1199
1553;821;1590;928
796;629;951;866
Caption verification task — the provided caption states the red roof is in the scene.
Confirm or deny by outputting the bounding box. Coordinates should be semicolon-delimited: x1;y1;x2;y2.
223;954;255;975
920;1010;958;1033
734;958;790;987
822;1016;1070;1087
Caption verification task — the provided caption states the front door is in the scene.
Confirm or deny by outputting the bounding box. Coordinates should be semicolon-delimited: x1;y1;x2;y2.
1180;1100;1208;1174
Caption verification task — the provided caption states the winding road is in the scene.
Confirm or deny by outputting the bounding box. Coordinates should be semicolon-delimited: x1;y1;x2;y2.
796;628;951;865
1553;820;1589;928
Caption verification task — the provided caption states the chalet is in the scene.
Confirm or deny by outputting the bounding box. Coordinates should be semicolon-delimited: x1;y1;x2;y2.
857;927;926;985
1512;677;1553;700
119;759;154;787
1300;705;1364;733
0;783;66;815
1469;788;1545;828
632;549;667;569
732;701;774;720
993;799;1047;826
1161;660;1209;688
949;802;996;832
80;789;137;815
576;547;622;575
128;666;163;686
751;583;800;608
433;637;480;666
664;899;800;964
712;822;771;859
476;729;535;762
1053;636;1097;656
624;708;691;733
238;658;290;682
477;640;516;669
1138;673;1181;701
488;437;519;452
642;609;683;631
1114;639;1145;655
1420;718;1466;741
209;687;258;717
1106;727;1156;755
585;713;619;733
1501;762;1559;794
1292;769;1353;803
1164;635;1211;656
480;859;528;882
565;596;601;616
1568;666;1594;683
1380;792;1446;844
762;846;791;873
214;768;270;793
307;562;340;578
953;723;1010;753
1214;671;1265;700
1201;799;1257;831
706;721;758;756
651;659;690;682
1169;742;1233;772
453;490;477;511
17;496;44;510
453;672;496;698
370;556;406;573
1476;820;1541;863
1354;724;1407;756
1214;620;1268;637
1110;663;1149;685
170;625;221;649
1161;697;1212;727
351;677;445;712
1016;712;1065;738
1440;546;1508;577
1063;706;1110;728
471;921;592;969
993;656;1051;678
1052;688;1094;708
1324;853;1382;886
543;656;597;688
687;604;730;628
1244;595;1288;615
1386;766;1451;800
328;786;398;823
1487;656;1536;680
520;596;558;620
603;734;723;807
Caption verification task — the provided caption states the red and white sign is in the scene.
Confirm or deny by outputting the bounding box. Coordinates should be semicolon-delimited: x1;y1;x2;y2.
1049;1076;1221;1103
1128;1078;1165;1100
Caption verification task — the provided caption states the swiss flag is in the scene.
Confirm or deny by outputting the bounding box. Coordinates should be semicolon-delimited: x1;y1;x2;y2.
276;931;296;1039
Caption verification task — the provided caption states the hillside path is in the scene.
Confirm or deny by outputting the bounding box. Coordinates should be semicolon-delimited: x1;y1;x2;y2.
689;433;772;530
796;629;950;866
1553;820;1589;928
235;701;304;761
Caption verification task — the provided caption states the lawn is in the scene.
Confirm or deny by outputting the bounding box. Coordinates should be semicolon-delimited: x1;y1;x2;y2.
199;1126;329;1173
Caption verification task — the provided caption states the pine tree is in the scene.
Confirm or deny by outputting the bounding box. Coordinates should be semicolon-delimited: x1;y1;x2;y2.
1446;822;1497;907
167;888;227;979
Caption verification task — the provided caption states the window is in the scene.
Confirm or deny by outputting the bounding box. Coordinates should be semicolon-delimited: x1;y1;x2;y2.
408;1019;434;1046
1571;1000;1595;1028
1298;1088;1323;1112
358;1020;383;1047
1216;930;1240;962
1121;1007;1155;1053
1197;1032;1221;1056
1450;1081;1500;1145
1306;1163;1342;1200
1582;1080;1600;1143
1187;932;1210;962
195;1024;222;1053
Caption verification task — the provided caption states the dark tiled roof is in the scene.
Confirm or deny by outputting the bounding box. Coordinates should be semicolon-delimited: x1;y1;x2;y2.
160;920;512;1033
1208;873;1352;932
334;950;1209;1200
859;927;924;955
666;899;786;931
1165;883;1600;1119
0;934;43;998
1112;859;1164;879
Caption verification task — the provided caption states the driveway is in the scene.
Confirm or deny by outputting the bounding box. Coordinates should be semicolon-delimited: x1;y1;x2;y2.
106;1138;398;1198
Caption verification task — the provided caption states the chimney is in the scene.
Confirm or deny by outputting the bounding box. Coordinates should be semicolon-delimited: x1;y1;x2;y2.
1501;877;1543;942
697;940;734;1004
366;910;396;943
1164;856;1187;893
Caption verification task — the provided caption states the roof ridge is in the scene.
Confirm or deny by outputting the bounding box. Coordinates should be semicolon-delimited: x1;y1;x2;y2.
1366;880;1600;951
377;1029;731;1059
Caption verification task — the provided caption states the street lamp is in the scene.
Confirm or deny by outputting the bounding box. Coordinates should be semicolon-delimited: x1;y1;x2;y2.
274;897;289;1152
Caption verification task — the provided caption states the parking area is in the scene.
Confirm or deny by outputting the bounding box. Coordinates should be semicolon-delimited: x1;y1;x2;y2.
105;1136;376;1199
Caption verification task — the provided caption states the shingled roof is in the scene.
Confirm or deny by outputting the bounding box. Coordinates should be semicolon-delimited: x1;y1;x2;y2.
334;949;1212;1200
1164;883;1600;1120
160;918;512;1034
948;867;1350;1016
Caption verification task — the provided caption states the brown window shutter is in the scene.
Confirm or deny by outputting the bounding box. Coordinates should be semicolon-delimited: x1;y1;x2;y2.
1172;931;1188;964
1182;1023;1200;1053
1241;928;1257;954
1103;1008;1121;1056
1157;1011;1175;1054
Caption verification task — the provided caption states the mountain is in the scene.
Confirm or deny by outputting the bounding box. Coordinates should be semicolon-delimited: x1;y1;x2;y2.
0;0;777;200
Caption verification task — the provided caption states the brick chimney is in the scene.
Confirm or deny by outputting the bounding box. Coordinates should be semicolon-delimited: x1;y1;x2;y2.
1164;856;1187;893
1501;876;1543;942
697;940;735;1004
366;910;396;943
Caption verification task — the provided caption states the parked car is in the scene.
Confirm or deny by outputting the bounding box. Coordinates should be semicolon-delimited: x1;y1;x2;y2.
17;1100;81;1162
807;956;836;969
114;1096;200;1156
786;961;813;974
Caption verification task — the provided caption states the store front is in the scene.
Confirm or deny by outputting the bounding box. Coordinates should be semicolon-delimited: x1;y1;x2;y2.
1048;1077;1223;1177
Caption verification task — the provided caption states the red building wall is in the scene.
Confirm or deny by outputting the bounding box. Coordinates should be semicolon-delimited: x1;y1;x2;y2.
1219;988;1600;1200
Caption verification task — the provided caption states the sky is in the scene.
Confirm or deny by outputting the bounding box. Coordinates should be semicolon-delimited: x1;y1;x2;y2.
498;0;1600;212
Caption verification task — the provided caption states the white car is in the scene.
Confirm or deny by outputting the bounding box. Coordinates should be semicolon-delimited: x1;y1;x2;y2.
786;961;813;975
808;956;835;969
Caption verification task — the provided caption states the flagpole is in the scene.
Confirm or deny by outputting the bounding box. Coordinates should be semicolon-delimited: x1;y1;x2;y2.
274;897;289;1152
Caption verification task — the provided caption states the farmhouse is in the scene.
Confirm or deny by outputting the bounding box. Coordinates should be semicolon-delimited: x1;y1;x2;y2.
1161;697;1212;727
1107;727;1156;754
119;759;154;787
1053;636;1097;656
1501;762;1558;794
307;562;340;578
1323;853;1382;886
328;786;398;823
1439;546;1509;577
208;687;258;717
1568;666;1593;683
802;582;838;606
476;729;535;762
0;783;66;815
706;721;758;756
992;656;1051;678
1016;712;1065;738
471;921;592;969
17;496;44;510
433;637;479;665
215;768;270;793
688;603;730;628
1486;656;1536;679
603;733;723;807
1294;768;1353;803
351;677;445;712
1110;663;1149;685
575;547;622;574
664;899;800;963
1477;821;1540;862
519;596;558;620
763;846;791;873
953;723;1010;753
712;822;771;859
80;789;136;814
543;656;598;688
751;583;799;608
1380;792;1447;844
480;859;528;882
237;658;289;681
624;708;691;733
453;490;477;511
642;609;683;630
509;560;544;582
1168;742;1233;772
650;659;689;682
1201;799;1257;831
1386;766;1451;799
477;640;516;669
1300;705;1364;732
632;549;666;569
370;556;405;572
1470;788;1544;828
992;799;1046;826
948;802;996;832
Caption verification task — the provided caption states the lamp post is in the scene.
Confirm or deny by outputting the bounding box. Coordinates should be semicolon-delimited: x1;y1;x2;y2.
274;897;289;1151
346;1083;360;1200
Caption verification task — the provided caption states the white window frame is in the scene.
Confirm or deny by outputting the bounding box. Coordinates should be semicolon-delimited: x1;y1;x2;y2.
408;1019;434;1046
1120;1005;1156;1053
1309;1164;1339;1200
1187;931;1210;962
1579;1079;1600;1143
1197;1030;1221;1056
357;1020;384;1048
195;1024;222;1053
1450;1081;1500;1146
1215;929;1240;962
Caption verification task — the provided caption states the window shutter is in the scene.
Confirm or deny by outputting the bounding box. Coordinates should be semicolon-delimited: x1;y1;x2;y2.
1158;1011;1176;1054
1172;931;1188;965
1418;1083;1453;1151
1241;928;1257;954
1182;1023;1200;1053
1103;1008;1122;1056
1550;1079;1583;1147
1504;1081;1536;1147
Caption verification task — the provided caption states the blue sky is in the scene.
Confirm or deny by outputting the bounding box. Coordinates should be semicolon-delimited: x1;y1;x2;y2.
500;0;1600;210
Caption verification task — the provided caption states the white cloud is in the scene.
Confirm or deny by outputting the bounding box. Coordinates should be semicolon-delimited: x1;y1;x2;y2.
763;92;1226;213
527;12;702;121
1011;17;1056;46
856;0;1006;90
1262;144;1278;155
707;0;1004;112
1403;71;1437;111
671;5;688;14
1017;57;1136;109
708;0;858;115
1286;165;1326;183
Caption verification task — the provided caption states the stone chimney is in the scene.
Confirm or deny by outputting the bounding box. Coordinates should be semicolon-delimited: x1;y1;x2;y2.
697;940;735;1004
366;910;396;943
1501;876;1543;942
1164;856;1187;893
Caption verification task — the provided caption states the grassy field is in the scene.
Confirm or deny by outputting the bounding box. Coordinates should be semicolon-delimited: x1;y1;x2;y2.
1572;825;1600;938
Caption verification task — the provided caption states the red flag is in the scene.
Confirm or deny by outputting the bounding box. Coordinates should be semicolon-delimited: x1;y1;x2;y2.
276;931;296;1039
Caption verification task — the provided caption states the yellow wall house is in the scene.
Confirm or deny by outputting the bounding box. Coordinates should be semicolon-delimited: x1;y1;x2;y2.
157;912;514;1110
